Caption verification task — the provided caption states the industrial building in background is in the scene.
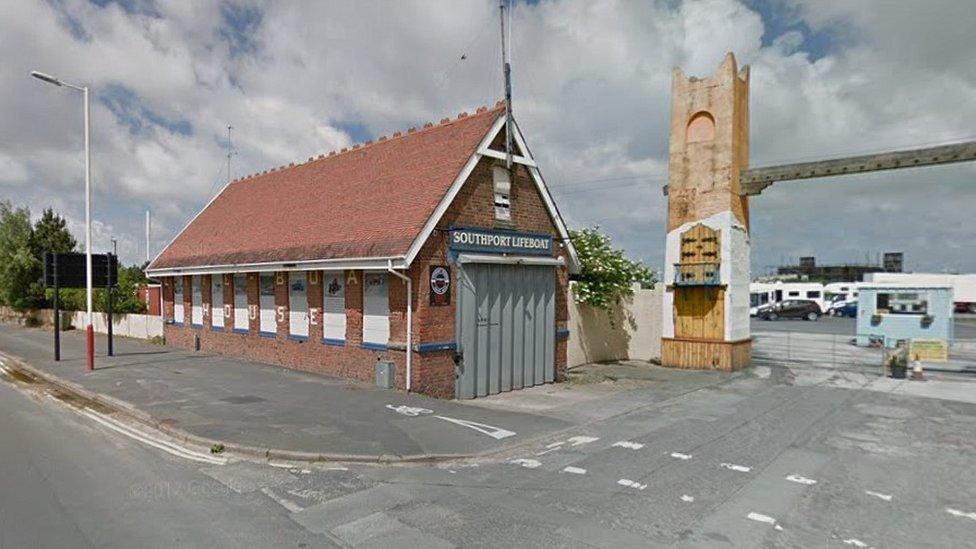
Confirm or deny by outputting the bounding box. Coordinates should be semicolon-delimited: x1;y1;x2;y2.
774;252;903;283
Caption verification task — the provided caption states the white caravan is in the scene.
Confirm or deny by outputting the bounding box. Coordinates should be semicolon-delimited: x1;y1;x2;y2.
823;282;860;314
750;282;827;315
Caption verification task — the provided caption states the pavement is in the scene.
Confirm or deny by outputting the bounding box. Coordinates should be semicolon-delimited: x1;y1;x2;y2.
0;324;721;464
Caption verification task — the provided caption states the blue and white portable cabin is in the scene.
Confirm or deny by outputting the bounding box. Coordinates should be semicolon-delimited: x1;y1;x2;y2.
855;283;954;347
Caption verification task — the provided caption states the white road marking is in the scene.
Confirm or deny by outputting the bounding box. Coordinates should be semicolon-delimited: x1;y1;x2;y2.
842;538;870;548
562;466;587;475
785;474;817;485
865;490;892;502
545;441;565;449
612;441;644;450
268;462;293;469
435;416;516;440
80;408;226;465
720;462;752;473
386;404;433;416
509;458;542;469
681;494;694;502
567;436;599;446
746;512;783;530
325;466;349;471
260;487;303;513
670;452;692;460
617;479;647;490
947;508;976;521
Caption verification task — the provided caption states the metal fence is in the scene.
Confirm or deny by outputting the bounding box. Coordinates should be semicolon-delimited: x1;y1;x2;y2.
751;331;976;375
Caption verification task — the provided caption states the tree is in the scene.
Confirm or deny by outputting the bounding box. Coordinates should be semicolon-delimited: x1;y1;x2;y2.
29;208;77;308
569;227;656;310
0;201;38;310
97;264;147;314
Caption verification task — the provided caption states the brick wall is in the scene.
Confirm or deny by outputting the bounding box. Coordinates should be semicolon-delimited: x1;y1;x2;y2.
162;155;571;397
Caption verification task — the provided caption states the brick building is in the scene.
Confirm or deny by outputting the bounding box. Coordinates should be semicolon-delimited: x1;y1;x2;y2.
146;103;579;399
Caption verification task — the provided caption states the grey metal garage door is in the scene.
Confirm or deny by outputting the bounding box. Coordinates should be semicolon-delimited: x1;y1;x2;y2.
456;262;556;399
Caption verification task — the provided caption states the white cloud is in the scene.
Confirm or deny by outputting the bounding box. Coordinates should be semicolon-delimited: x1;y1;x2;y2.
0;0;973;273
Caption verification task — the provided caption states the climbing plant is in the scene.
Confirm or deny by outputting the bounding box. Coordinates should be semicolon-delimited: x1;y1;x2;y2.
569;227;656;310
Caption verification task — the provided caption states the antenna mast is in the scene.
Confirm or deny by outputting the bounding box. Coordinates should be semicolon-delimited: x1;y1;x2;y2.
226;125;237;183
499;1;513;169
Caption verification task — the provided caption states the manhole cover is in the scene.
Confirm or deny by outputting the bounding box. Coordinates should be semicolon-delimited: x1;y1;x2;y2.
220;395;266;404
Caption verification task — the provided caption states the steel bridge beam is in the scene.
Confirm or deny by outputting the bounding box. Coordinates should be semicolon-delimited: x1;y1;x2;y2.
738;141;976;196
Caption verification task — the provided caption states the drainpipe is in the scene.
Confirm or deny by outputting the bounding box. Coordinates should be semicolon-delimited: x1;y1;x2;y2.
387;260;412;392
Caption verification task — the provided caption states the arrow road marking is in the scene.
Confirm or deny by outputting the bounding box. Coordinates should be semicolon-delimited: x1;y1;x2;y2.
435;416;516;440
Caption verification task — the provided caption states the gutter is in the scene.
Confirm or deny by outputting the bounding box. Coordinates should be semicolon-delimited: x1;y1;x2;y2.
387;260;412;392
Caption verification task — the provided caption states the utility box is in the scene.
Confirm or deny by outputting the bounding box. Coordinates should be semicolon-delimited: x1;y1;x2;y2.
375;361;395;389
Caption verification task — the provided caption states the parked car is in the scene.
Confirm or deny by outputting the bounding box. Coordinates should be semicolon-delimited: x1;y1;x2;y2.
757;300;821;321
834;302;857;318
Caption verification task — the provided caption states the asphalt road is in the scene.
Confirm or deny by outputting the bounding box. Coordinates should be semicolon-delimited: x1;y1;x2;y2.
0;381;334;548
3;356;976;547
752;315;976;339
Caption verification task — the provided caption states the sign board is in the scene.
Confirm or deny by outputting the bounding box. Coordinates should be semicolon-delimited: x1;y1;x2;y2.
44;252;119;288
429;265;451;306
449;227;552;256
910;339;948;362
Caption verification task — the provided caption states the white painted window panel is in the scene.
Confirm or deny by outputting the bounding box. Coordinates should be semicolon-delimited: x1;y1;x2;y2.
259;273;276;335
233;274;248;331
322;272;346;341
289;272;308;338
191;275;203;326
362;272;389;345
173;278;184;323
211;275;224;328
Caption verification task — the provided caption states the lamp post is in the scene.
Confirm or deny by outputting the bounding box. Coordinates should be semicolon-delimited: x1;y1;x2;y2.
31;70;95;371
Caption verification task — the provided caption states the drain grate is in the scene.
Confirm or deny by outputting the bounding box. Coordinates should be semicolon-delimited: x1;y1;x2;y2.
219;395;266;404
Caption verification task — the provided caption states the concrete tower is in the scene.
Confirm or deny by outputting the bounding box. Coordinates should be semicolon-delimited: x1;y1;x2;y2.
661;53;752;370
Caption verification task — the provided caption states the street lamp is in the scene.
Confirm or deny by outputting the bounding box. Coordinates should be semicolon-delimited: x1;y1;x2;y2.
31;70;95;371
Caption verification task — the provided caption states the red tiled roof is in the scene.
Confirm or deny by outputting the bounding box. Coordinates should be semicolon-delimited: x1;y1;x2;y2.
150;104;505;270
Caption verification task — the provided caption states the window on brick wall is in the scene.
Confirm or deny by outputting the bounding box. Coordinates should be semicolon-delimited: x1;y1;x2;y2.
493;166;512;222
211;275;224;330
191;275;203;327
322;272;346;344
362;272;389;347
289;272;308;340
233;273;248;333
173;278;184;324
259;273;276;335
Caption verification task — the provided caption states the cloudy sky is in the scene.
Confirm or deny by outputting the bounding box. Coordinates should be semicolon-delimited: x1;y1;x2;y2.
2;0;974;275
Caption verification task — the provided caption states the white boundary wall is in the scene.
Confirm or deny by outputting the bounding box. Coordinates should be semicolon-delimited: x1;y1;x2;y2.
0;307;162;340
567;283;664;367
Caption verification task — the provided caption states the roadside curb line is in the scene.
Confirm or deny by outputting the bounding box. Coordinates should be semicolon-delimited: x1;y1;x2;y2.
0;348;741;467
0;351;491;465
